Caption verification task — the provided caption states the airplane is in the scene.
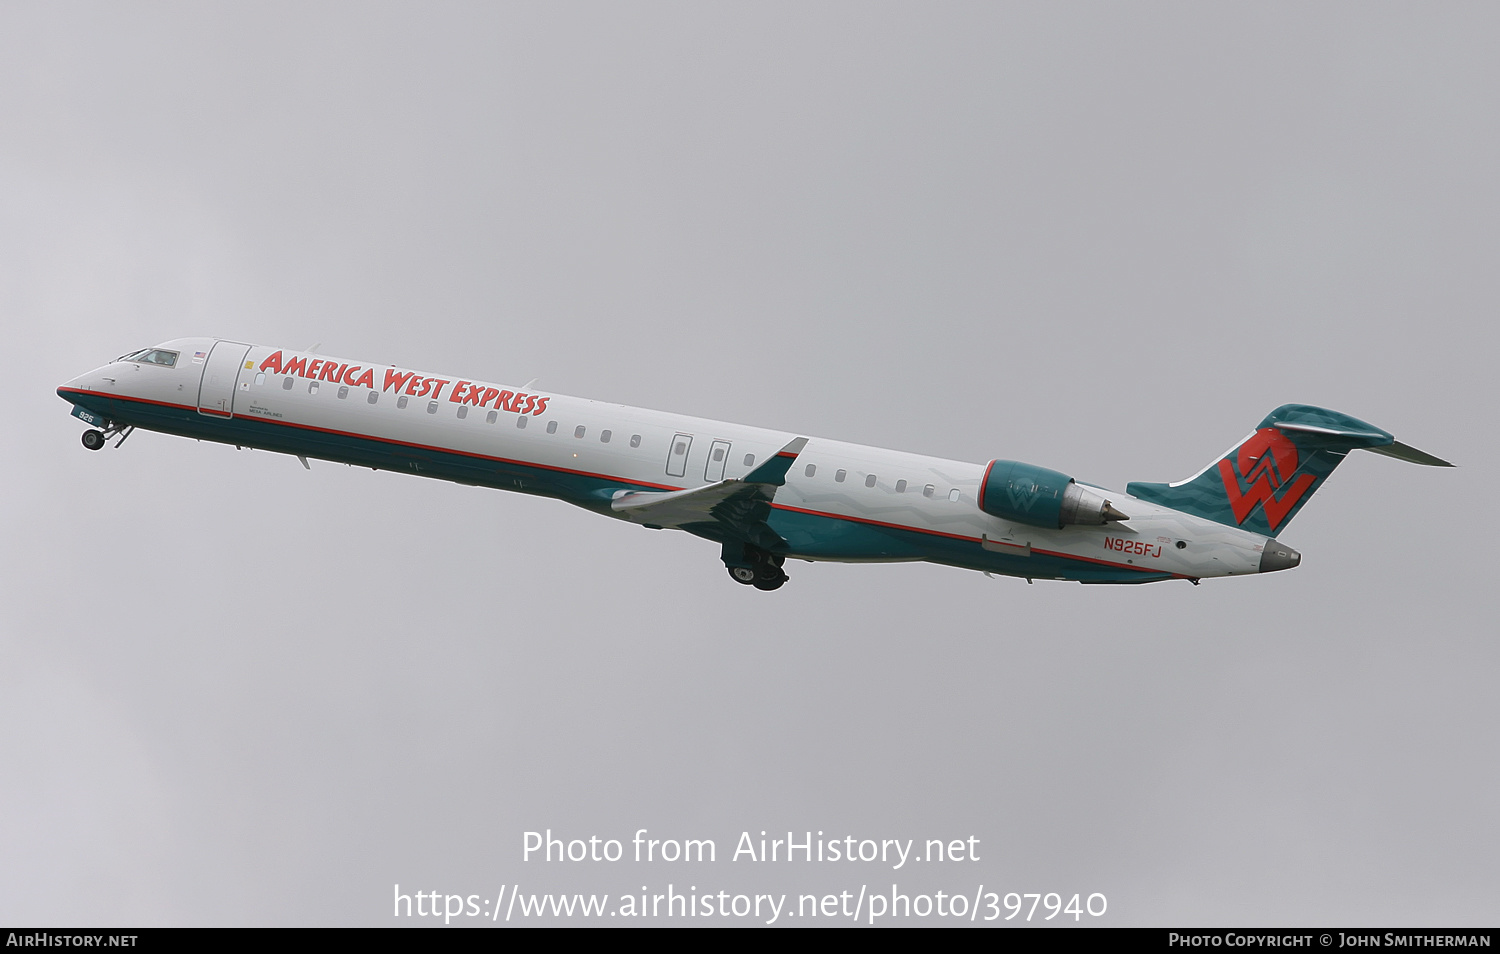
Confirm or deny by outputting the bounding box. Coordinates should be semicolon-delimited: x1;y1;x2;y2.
58;336;1452;591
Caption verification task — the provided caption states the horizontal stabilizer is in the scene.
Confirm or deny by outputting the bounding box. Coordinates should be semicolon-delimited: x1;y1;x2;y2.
1363;440;1454;467
1269;416;1453;465
1269;421;1390;441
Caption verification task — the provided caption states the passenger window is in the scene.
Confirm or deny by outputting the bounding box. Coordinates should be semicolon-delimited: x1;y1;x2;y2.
456;406;468;419
574;425;586;439
744;454;755;467
486;410;497;423
805;464;816;477
835;469;846;483
515;415;526;428
865;474;877;488
948;489;961;502
427;401;439;414
600;429;612;443
337;386;349;400
283;377;294;390
895;479;906;493
630;435;641;448
308;381;319;394
546;421;558;434
923;484;935;498
367;391;379;405
397;395;409;409
255;372;265;387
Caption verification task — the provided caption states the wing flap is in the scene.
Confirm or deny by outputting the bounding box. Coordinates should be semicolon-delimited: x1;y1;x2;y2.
611;479;759;526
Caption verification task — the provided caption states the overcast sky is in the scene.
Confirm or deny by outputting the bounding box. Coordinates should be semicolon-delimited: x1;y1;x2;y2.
1;2;1496;927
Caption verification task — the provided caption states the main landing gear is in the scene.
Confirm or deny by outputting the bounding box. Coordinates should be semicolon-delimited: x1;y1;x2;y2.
80;424;134;451
723;544;788;591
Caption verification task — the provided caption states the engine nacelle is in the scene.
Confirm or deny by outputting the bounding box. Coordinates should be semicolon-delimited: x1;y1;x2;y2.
978;460;1129;529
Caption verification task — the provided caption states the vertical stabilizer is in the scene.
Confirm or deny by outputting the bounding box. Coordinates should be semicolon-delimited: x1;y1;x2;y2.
1124;405;1449;537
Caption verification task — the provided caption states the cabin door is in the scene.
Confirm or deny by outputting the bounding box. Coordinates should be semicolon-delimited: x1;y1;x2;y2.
197;342;251;417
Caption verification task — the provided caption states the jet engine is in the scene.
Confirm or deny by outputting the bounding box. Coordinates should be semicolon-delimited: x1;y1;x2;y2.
978;460;1129;529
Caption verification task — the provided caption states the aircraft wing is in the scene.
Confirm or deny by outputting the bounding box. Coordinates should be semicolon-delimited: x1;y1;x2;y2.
610;438;807;549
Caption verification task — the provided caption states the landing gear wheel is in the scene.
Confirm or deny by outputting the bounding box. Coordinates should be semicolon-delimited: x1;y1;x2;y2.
752;560;788;591
81;429;105;451
723;544;790;590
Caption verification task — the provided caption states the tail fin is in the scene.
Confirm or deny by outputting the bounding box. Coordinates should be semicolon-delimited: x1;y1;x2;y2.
1125;404;1452;537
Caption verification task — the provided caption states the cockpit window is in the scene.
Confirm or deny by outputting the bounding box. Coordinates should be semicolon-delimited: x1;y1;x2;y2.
118;348;178;367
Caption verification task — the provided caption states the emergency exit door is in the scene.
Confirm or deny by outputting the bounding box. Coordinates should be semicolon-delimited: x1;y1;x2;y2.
665;433;693;478
704;440;732;481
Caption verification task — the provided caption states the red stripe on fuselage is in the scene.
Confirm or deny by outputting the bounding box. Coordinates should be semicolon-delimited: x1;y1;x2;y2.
769;503;1182;577
57;387;682;492
58;388;198;414
60;388;1181;577
977;459;997;514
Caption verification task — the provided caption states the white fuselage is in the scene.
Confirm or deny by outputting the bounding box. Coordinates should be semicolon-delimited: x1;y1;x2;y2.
59;336;1277;584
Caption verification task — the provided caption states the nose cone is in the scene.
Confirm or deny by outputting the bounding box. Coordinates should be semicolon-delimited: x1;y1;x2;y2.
58;369;101;400
1259;543;1302;574
58;374;88;398
58;361;122;406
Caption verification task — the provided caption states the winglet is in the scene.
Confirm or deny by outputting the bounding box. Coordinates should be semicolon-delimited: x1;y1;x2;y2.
743;437;808;486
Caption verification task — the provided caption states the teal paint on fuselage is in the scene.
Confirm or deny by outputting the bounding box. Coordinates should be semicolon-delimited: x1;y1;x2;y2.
63;388;1170;584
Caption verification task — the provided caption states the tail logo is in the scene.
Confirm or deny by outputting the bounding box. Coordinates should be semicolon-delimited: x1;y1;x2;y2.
1216;428;1317;530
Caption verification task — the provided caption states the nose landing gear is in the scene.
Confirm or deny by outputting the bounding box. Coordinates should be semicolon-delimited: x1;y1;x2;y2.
723;543;789;591
79;423;134;451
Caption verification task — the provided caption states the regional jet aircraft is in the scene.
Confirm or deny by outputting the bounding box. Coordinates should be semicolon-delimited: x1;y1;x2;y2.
58;337;1452;590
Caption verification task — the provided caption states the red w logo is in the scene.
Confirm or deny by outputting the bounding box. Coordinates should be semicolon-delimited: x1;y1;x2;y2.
1217;428;1317;530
